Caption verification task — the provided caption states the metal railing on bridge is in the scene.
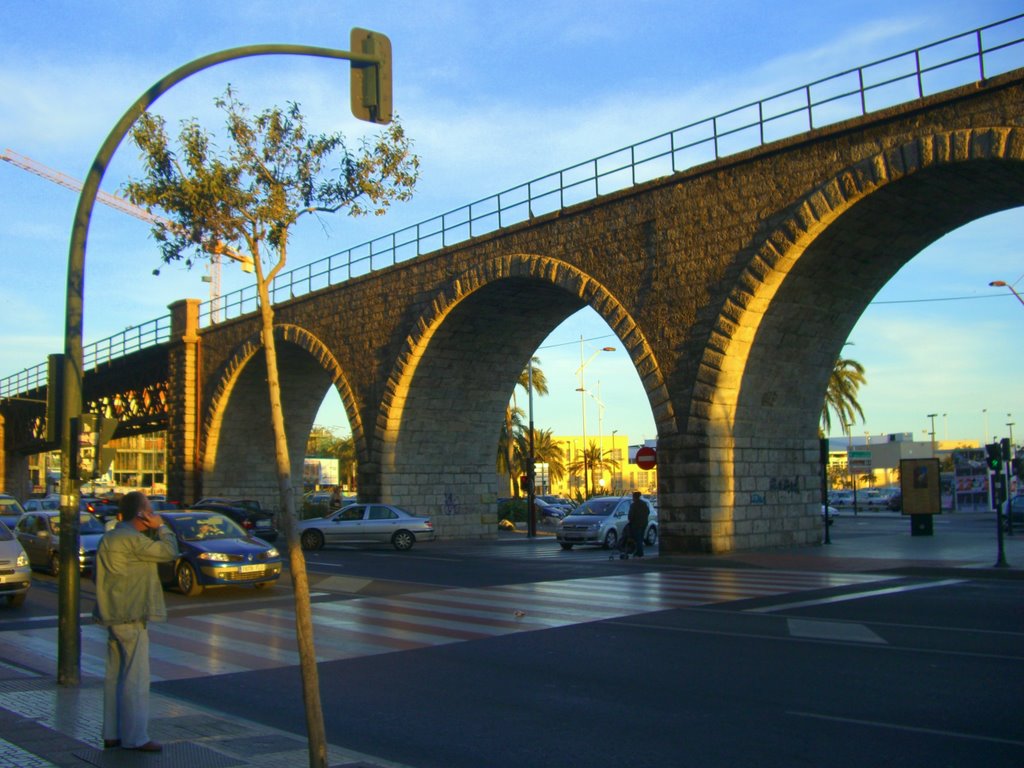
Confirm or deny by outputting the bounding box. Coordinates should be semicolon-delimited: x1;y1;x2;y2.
3;13;1023;399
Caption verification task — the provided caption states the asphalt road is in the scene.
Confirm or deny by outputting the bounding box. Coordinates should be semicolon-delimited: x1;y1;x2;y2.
10;516;1023;767
166;522;1024;768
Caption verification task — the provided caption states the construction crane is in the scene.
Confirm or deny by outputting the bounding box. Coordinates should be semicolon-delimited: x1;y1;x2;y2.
1;148;253;322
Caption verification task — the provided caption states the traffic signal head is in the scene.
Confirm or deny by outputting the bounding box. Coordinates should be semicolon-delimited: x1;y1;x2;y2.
985;442;1003;473
1000;437;1011;461
350;28;393;124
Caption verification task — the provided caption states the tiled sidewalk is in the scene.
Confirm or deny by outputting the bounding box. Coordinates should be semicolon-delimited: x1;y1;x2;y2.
0;660;407;768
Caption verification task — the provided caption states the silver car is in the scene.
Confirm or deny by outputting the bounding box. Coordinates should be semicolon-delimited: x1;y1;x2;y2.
15;510;106;575
556;495;657;550
297;503;435;551
0;521;31;607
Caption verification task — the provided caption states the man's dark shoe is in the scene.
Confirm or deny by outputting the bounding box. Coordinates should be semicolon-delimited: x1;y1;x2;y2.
103;739;121;749
127;741;163;752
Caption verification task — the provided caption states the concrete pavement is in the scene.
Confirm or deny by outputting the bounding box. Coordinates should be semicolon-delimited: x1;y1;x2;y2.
1;510;1020;767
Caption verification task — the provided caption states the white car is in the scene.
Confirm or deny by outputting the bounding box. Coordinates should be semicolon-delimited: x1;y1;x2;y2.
556;496;657;550
297;503;435;551
0;521;31;607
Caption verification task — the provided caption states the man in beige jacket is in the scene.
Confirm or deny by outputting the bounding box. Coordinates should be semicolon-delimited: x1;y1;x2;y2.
93;491;177;752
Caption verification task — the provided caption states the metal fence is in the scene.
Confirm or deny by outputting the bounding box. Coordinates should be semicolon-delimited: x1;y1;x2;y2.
5;14;1024;397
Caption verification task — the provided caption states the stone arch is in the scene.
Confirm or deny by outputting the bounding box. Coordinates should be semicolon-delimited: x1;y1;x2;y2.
201;324;364;506
691;126;1024;549
370;253;674;537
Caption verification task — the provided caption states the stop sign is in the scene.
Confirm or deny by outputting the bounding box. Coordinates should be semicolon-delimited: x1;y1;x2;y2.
635;446;657;470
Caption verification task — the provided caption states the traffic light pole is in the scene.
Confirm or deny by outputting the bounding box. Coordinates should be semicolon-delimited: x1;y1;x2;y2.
56;37;390;688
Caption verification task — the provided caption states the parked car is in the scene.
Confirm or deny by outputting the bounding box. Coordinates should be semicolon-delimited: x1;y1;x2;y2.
828;490;855;507
0;494;26;529
195;497;263;514
15;510;105;575
886;492;902;511
158;511;282;597
533;497;566;522
297;503;434;551
0;521;31;607
189;501;278;542
821;504;839;526
1002;494;1024;530
22;496;58;512
556;495;657;550
80;496;119;521
537;495;574;516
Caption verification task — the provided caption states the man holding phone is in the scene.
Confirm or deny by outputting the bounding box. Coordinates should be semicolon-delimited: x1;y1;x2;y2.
93;491;178;752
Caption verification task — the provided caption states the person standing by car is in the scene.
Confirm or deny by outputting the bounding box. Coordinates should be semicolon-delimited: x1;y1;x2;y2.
93;491;177;752
628;491;648;558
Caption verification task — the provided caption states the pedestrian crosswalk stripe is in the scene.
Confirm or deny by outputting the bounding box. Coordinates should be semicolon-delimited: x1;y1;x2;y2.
0;569;897;681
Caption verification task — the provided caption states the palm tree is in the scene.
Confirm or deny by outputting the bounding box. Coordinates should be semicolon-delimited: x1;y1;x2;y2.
566;441;616;498
821;356;867;437
514;428;566;491
497;405;525;491
499;357;548;496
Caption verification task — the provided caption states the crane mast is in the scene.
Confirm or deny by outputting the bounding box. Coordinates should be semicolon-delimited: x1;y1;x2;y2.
1;148;253;322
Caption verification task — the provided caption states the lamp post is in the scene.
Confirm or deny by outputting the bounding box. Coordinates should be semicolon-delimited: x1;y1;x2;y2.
989;279;1024;308
575;337;615;498
527;358;536;538
927;413;938;454
590;382;606;491
54;31;391;768
845;422;858;515
611;429;619;493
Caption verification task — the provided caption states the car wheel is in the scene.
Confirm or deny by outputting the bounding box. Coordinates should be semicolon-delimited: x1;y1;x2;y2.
300;529;324;551
7;593;26;608
49;552;60;577
254;581;275;591
603;529;618;550
176;562;204;597
645;526;658;546
391;530;415;551
559;542;573;550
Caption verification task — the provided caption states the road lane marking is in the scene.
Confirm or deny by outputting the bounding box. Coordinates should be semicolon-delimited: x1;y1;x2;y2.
787;618;886;644
788;711;1024;747
745;579;964;613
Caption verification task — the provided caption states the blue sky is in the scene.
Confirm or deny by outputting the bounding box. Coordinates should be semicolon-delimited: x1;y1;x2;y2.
2;0;1022;450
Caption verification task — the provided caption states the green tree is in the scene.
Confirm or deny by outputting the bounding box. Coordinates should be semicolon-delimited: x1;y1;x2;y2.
306;427;358;492
514;427;567;490
498;357;548;496
821;356;867;437
124;87;418;765
565;440;617;498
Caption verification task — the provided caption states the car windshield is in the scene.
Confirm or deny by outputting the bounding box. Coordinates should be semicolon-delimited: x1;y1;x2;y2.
0;498;25;515
572;499;619;516
49;513;105;535
167;513;246;541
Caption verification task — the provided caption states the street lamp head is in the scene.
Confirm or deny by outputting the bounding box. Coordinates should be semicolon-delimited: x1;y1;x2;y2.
601;346;616;352
990;280;1007;287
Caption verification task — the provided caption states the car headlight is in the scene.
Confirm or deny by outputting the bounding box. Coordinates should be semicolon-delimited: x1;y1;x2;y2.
198;552;231;562
16;552;28;567
265;548;279;558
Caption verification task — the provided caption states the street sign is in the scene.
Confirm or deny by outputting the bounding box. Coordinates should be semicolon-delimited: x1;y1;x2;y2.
635;446;657;470
848;449;872;472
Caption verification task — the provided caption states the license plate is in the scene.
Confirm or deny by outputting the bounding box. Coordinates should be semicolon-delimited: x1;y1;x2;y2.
239;564;264;573
256;521;272;528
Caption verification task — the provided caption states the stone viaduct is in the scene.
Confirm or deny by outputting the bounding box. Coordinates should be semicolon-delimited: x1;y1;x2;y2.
3;71;1023;553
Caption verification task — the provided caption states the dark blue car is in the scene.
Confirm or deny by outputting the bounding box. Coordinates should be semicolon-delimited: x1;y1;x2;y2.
158;511;282;597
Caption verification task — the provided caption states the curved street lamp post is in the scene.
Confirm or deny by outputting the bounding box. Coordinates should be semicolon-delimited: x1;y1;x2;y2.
55;30;393;768
575;339;615;498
